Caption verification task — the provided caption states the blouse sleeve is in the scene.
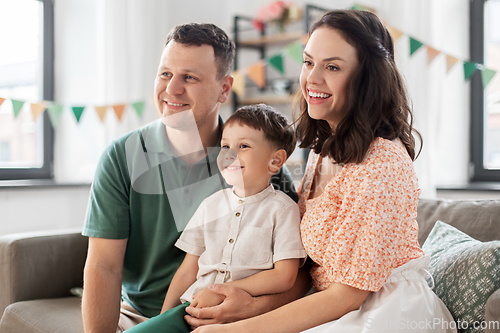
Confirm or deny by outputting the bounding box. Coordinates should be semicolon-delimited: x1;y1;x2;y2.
322;151;421;292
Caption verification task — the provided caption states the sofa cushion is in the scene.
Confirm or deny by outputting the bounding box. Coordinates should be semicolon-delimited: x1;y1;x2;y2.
0;297;84;333
417;199;500;246
422;220;500;331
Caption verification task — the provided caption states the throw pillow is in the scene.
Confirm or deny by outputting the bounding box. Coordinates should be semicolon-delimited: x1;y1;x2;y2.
422;220;500;332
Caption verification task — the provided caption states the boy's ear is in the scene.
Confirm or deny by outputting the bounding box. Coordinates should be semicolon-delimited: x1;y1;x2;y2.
269;149;287;173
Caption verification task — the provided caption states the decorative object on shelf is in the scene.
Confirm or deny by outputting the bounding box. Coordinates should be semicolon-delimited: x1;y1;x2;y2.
252;1;303;33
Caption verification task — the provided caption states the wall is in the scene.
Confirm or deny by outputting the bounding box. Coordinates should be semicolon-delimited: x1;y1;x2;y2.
0;185;90;236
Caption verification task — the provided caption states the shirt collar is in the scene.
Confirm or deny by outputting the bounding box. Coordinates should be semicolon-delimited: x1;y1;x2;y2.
229;184;275;206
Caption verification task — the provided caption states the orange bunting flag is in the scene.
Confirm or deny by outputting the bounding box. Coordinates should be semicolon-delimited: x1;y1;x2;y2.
247;61;266;89
427;46;440;65
446;55;459;72
232;70;245;97
30;102;46;120
0;97;5;108
95;106;108;122
387;25;403;41
112;104;126;121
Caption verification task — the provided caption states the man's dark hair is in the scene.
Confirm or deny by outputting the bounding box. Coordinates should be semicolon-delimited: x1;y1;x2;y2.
166;23;235;80
224;104;296;160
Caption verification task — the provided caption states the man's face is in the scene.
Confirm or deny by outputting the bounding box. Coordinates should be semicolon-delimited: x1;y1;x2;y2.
154;41;232;130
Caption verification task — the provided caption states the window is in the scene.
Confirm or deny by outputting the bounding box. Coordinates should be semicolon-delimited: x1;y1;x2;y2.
470;0;500;181
0;0;54;180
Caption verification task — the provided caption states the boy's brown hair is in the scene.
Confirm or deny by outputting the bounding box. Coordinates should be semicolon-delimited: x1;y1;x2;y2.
223;104;296;159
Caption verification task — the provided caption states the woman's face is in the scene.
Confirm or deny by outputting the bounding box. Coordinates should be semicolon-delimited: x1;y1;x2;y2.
300;27;360;129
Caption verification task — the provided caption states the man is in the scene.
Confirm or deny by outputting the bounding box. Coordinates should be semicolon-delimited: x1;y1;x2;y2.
82;23;308;333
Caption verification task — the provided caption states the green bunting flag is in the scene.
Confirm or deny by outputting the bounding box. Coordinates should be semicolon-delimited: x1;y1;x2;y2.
351;4;368;11
268;53;285;75
463;61;479;80
481;68;497;88
409;37;424;56
72;106;85;123
11;99;25;118
47;102;63;128
285;41;304;65
131;101;145;118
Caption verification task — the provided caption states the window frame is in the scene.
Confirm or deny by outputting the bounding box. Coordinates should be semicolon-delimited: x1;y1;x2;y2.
0;0;54;180
470;0;500;182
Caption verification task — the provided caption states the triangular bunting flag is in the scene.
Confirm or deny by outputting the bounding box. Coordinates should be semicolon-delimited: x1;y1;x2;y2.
11;99;25;118
446;55;459;72
47;102;63;128
409;37;424;56
0;97;5;108
72;106;85;123
463;61;479;80
232;70;245;97
247;61;266;89
113;104;126;121
481;68;497;88
95;106;107;122
131;101;145;118
350;4;373;11
267;53;285;75
387;25;403;41
426;46;440;64
30;102;46;120
285;41;304;64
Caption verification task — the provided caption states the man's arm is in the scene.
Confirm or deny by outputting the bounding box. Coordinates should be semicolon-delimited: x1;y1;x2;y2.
82;237;128;333
184;262;312;327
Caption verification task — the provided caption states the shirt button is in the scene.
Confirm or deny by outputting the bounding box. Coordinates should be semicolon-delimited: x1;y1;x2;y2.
235;212;241;217
229;239;234;244
220;270;225;274
238;199;244;204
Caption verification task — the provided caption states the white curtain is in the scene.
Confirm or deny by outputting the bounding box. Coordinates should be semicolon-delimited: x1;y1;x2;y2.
53;0;169;182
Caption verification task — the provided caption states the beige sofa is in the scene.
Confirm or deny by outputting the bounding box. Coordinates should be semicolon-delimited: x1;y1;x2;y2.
1;198;500;333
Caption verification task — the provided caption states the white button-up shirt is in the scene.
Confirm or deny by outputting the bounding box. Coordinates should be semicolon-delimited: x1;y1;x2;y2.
175;185;307;303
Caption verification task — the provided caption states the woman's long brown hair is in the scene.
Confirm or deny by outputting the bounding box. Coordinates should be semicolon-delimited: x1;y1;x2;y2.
295;10;422;163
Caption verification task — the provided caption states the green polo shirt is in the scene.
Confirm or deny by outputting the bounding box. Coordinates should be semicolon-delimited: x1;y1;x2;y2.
83;117;298;318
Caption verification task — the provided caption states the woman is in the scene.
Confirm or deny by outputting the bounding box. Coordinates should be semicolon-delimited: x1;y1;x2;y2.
193;9;455;333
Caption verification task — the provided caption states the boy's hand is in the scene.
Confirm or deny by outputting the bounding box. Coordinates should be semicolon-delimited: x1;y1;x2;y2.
191;285;226;308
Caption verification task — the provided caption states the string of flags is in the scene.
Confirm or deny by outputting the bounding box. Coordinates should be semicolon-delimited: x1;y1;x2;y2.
1;3;498;126
0;96;145;128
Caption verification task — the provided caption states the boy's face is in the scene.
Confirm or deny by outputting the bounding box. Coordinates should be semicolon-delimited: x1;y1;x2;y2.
218;123;277;197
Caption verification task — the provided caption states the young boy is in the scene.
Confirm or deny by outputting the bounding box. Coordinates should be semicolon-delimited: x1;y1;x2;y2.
126;104;306;332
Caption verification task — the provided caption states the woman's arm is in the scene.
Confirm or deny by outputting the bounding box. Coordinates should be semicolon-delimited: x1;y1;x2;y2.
161;253;199;313
192;281;370;333
225;258;300;296
184;264;312;327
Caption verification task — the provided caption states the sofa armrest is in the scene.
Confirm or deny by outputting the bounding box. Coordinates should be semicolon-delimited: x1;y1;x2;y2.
0;229;88;318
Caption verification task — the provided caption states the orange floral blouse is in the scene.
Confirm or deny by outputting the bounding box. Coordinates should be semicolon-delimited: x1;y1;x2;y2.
298;138;424;292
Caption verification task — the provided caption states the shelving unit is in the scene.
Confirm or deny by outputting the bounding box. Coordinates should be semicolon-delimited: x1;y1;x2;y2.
231;4;329;112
